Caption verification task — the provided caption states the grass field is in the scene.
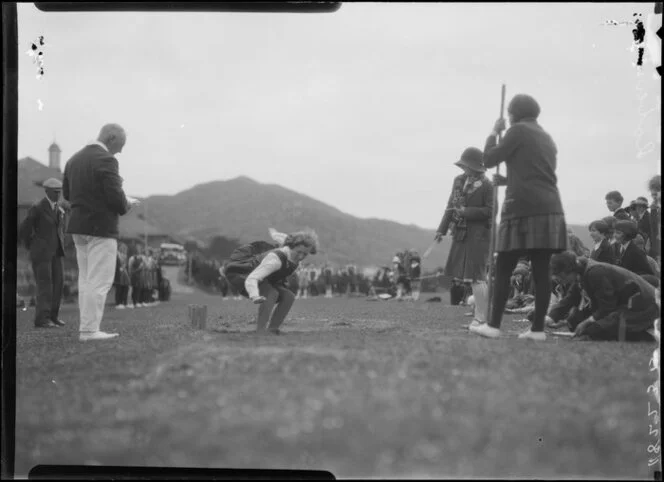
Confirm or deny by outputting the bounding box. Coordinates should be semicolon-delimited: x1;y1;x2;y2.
13;280;660;479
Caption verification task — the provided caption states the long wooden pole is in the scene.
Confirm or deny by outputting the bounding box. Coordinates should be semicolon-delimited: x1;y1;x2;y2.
484;84;506;323
144;200;148;249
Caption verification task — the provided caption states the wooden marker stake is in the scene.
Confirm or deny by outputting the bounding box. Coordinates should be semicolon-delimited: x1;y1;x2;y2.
188;304;208;330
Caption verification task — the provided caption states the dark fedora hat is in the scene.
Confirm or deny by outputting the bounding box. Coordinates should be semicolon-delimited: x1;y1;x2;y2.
454;147;485;173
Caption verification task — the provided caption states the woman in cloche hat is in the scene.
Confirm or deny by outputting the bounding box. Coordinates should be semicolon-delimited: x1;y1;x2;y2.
434;146;494;324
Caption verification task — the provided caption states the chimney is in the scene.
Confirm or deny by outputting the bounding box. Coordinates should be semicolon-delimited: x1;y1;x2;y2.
48;142;61;171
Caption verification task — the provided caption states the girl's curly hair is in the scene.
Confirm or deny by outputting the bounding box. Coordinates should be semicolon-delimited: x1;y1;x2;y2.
284;228;319;255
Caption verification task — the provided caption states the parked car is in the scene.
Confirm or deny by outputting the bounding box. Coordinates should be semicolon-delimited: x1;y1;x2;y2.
160;243;187;265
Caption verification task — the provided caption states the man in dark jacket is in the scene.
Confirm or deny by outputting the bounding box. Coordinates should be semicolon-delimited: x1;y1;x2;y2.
18;178;67;328
63;123;140;341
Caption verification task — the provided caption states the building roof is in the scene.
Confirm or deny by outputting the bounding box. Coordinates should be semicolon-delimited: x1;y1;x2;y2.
49;142;61;152
18;157;63;206
18;155;178;242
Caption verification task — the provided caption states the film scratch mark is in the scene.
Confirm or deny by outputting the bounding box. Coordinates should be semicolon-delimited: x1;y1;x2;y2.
602;6;662;73
633;13;646;66
27;35;46;79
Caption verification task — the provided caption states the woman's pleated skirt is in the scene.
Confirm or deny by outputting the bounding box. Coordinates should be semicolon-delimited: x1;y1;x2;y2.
496;213;568;253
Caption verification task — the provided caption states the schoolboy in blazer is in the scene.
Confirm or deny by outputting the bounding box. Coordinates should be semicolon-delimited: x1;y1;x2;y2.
588;220;615;264
615;220;656;279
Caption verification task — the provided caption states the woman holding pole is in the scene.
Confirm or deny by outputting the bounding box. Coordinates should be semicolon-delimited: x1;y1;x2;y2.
434;147;494;324
470;93;568;341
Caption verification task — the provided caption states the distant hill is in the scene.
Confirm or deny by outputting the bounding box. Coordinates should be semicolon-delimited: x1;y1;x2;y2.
140;176;594;269
140;176;451;268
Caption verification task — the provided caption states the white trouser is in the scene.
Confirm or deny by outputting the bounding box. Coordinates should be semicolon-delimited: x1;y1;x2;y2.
472;280;489;323
72;234;118;333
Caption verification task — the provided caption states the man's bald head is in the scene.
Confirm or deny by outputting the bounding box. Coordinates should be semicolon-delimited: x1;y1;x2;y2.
97;123;127;155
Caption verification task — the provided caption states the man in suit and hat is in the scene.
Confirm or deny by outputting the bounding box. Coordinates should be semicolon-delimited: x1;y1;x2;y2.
18;177;67;328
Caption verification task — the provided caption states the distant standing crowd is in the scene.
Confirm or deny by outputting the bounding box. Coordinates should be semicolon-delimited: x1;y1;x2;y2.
113;243;171;309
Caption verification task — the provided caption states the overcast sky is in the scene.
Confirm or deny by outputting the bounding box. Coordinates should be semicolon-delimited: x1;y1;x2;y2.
18;2;661;230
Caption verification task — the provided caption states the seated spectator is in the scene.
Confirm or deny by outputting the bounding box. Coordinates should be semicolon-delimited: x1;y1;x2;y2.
529;278;586;331
501;260;535;312
647;174;661;262
628;200;639;222
633;235;661;277
647;256;661;278
567;227;590;257
550;251;658;341
450;278;465;305
614;220;656;282
602;215;622;261
588;219;615;264
632;196;652;249
605;190;631;220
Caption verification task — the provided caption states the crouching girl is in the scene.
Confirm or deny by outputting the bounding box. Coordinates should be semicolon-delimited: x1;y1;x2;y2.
550;251;658;342
226;229;319;334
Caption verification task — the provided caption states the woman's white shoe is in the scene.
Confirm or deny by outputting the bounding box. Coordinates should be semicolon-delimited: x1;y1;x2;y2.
469;323;502;338
518;329;547;341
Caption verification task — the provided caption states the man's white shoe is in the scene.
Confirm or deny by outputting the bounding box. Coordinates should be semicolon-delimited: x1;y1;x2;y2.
469;323;502;338
518;329;547;341
116;304;125;310
469;319;483;329
127;304;135;309
79;331;119;341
